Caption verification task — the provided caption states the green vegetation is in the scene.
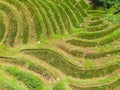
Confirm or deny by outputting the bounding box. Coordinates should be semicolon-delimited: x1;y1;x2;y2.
0;0;120;90
5;66;44;90
53;81;67;90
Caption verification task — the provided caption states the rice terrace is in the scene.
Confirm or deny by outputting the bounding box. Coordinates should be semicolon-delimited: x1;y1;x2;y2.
0;0;120;90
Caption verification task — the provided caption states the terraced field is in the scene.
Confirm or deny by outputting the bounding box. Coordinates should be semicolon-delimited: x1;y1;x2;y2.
0;0;120;90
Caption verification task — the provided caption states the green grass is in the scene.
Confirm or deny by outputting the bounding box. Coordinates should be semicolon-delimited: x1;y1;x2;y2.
4;66;45;90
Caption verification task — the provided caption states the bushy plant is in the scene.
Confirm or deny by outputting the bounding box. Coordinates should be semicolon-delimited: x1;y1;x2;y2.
91;0;120;22
105;3;120;22
109;3;120;14
99;0;119;8
91;0;120;9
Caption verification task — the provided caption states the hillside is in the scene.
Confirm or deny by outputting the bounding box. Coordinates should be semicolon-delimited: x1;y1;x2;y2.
0;0;120;90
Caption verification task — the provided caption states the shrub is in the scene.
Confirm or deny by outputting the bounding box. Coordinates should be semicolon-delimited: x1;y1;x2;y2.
91;0;120;8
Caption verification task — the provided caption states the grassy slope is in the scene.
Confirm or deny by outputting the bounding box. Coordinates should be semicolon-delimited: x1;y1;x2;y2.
0;0;120;90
